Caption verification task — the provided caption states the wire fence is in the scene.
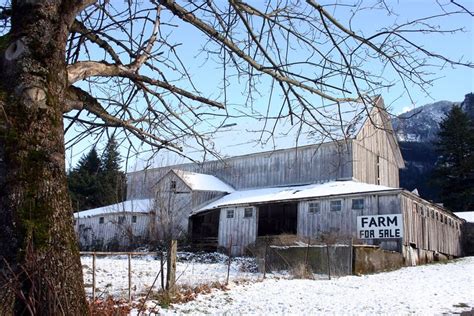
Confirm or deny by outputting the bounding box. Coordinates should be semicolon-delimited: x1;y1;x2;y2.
245;236;354;280
80;235;360;306
80;250;261;303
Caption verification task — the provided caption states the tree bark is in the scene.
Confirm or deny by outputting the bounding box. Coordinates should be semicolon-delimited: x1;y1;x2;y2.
0;1;87;314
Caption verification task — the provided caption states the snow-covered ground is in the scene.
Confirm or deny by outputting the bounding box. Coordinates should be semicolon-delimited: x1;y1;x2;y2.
82;255;474;315
81;252;259;298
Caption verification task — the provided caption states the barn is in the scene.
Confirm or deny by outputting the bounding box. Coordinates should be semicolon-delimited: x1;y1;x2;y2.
75;96;464;263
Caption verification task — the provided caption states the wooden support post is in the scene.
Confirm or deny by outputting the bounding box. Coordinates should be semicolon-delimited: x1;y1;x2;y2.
166;240;177;292
304;237;311;271
349;238;354;275
326;243;331;280
226;235;233;285
128;253;132;303
92;252;96;301
263;239;268;279
160;250;165;290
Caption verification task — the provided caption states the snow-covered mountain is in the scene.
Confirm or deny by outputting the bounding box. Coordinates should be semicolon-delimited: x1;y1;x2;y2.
392;93;473;143
392;101;458;143
392;93;473;202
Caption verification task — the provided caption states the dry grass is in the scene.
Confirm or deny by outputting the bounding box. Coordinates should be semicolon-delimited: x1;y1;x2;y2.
88;297;131;316
290;263;314;280
134;281;229;313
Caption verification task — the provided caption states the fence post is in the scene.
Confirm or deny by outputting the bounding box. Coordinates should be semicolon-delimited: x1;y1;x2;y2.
226;235;233;285
128;253;132;303
160;250;165;290
263;238;268;279
326;243;331;280
92;252;96;301
304;237;311;272
166;240;177;292
349;238;353;275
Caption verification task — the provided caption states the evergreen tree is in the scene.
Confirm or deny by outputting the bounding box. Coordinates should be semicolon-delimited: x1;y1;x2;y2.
67;147;103;211
433;106;474;212
99;137;127;206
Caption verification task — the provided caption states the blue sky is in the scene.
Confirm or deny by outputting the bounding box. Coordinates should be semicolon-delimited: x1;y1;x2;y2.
65;0;474;169
141;0;473;118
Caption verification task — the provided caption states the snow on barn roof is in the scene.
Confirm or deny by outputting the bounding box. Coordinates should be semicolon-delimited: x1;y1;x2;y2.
172;169;235;192
74;199;153;218
455;212;474;223
193;180;398;215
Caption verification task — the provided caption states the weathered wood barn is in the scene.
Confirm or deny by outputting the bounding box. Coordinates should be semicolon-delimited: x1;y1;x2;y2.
75;96;463;263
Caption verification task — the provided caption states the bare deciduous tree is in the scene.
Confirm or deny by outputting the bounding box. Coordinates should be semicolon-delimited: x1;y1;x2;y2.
0;0;472;313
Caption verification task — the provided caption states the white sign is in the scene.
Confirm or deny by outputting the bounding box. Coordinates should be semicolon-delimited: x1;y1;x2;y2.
357;214;403;239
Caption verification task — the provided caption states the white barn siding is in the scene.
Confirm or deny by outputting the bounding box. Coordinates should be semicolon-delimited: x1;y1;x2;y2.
352;105;402;188
401;193;462;257
218;207;257;255
127;141;353;200
297;192;401;251
75;212;150;249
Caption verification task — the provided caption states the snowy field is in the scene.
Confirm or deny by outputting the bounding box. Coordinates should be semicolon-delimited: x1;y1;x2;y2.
82;254;474;315
81;252;259;298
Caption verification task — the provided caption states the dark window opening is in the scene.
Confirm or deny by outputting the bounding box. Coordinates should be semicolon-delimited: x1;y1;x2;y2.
244;207;253;218
99;217;104;224
226;209;234;218
170;180;177;191
330;200;342;212
118;216;125;224
308;202;320;214
351;199;364;210
190;210;220;248
258;203;297;236
132;215;137;223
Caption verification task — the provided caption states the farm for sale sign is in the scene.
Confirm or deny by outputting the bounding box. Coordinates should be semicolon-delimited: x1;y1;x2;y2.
357;214;403;239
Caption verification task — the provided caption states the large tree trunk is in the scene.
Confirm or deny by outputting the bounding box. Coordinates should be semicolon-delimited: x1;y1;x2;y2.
0;1;87;314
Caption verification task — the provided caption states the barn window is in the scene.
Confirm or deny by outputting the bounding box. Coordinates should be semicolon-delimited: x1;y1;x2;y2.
132;215;137;223
420;207;424;216
244;208;253;218
118;216;126;224
431;209;434;219
99;217;104;224
308;202;320;213
330;200;342;212
351;199;364;210
226;209;234;218
170;180;177;191
435;212;439;221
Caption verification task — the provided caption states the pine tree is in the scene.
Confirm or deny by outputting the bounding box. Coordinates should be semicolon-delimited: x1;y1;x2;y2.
100;137;127;206
433;106;474;212
67;147;103;211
